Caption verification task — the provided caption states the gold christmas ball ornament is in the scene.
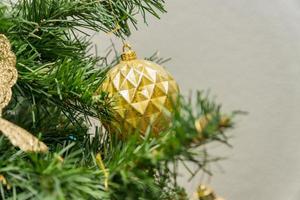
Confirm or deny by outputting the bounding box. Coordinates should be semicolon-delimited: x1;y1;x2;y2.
96;43;179;136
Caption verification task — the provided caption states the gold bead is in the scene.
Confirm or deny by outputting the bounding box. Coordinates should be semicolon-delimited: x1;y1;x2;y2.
194;114;231;134
194;114;212;134
220;115;231;127
197;184;217;200
197;184;224;200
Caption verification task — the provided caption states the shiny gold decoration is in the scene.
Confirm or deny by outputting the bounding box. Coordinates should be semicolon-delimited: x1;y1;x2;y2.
97;43;179;136
0;174;11;190
0;118;48;152
219;116;231;128
0;34;48;152
121;43;137;61
195;114;231;133
56;155;65;163
96;153;109;190
195;115;211;134
0;35;17;113
196;184;224;200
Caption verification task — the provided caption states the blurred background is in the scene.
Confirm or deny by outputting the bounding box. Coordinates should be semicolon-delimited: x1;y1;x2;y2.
92;0;300;199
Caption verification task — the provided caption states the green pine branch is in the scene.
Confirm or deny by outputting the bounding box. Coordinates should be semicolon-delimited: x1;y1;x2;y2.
1;92;237;200
0;0;166;130
0;1;238;199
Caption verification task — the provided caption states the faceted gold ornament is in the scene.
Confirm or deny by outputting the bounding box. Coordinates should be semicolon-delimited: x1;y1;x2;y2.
96;44;179;136
0;34;48;152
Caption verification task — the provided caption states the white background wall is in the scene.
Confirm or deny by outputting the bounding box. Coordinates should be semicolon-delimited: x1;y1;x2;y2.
93;1;300;199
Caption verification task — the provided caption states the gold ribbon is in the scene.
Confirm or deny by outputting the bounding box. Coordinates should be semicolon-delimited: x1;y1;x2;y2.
96;153;109;190
0;34;48;153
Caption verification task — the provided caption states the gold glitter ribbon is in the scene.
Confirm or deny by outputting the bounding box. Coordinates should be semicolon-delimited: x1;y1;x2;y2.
0;34;48;153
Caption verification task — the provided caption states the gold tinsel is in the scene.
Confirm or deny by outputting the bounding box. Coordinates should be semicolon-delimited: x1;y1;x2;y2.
0;34;48;153
96;44;179;136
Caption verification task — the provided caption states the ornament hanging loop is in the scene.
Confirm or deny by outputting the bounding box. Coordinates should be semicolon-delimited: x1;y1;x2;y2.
121;43;137;61
122;43;132;52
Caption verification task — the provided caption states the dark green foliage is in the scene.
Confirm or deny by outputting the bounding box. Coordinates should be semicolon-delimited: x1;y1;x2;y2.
0;94;236;200
0;1;236;199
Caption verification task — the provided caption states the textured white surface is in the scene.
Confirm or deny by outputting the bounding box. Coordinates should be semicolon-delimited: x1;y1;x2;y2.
92;1;300;199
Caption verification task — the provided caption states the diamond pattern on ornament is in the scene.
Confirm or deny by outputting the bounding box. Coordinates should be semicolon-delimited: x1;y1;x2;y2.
100;59;179;135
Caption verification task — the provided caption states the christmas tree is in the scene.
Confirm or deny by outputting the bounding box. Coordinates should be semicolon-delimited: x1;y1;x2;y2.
0;1;237;199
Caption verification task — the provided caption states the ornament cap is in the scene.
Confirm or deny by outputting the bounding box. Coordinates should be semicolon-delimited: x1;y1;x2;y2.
121;43;137;61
